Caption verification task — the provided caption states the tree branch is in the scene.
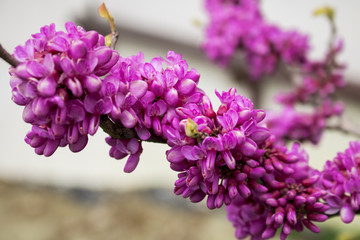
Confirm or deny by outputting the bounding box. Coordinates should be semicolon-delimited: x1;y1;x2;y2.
99;115;167;143
110;31;119;50
0;44;19;67
326;115;360;139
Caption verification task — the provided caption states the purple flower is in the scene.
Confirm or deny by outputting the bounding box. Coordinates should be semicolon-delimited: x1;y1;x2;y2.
227;197;269;240
202;0;308;79
166;87;274;209
106;137;143;173
268;37;345;145
226;139;329;240
100;51;204;170
319;141;360;224
10;22;119;156
266;100;344;144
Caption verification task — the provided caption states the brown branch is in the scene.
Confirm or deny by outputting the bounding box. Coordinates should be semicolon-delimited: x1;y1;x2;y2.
99;115;167;144
326;125;360;138
0;44;19;67
110;31;119;50
326;115;360;139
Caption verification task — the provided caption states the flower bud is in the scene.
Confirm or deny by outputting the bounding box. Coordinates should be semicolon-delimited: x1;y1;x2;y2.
37;76;56;97
69;40;88;59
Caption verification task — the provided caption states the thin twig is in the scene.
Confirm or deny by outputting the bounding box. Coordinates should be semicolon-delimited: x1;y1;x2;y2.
0;44;19;67
327;210;360;220
110;31;119;50
326;115;360;139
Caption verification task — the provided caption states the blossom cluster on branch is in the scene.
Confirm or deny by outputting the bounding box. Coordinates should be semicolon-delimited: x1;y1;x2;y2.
1;2;359;240
102;50;203;171
203;0;309;78
268;40;345;144
9;22;119;156
202;0;346;145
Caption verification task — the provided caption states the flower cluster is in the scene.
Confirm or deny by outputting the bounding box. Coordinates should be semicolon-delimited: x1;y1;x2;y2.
163;84;331;239
227;141;329;240
167;87;273;208
106;137;143;173
203;0;346;145
268;40;346;144
159;85;330;239
203;0;309;79
102;51;203;171
319;141;360;224
276;40;346;105
9;22;118;155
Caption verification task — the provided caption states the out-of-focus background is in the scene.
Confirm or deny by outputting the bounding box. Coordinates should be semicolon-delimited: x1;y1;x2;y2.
0;0;360;239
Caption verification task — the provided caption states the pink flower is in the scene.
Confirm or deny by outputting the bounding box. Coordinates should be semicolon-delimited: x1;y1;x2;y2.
10;22;118;156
